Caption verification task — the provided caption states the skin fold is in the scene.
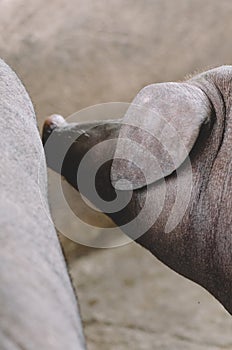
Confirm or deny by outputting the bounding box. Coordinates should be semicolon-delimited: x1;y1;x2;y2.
43;66;232;315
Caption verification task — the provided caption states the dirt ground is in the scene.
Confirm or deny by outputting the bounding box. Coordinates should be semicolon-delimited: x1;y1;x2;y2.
1;0;232;348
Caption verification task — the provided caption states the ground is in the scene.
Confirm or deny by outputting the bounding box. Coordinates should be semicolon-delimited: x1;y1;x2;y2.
1;0;232;348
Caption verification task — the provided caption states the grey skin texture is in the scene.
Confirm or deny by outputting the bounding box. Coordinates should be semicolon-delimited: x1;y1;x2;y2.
0;59;86;349
43;66;232;315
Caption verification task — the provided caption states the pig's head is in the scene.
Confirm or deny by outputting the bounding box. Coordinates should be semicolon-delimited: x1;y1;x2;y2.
42;66;232;315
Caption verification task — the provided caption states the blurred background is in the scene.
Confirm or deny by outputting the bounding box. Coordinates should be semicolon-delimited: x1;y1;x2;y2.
1;0;232;348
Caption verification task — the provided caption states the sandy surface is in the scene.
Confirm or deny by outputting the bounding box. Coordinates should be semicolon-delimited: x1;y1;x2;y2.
72;243;232;350
1;0;232;348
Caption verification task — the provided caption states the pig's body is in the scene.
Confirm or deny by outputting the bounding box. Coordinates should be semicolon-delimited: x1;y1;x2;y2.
0;59;85;349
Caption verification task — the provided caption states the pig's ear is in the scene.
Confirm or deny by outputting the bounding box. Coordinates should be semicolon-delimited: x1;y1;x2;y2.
111;82;212;190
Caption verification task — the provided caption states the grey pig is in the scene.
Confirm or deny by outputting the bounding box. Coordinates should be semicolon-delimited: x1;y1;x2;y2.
42;66;232;315
0;58;86;350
